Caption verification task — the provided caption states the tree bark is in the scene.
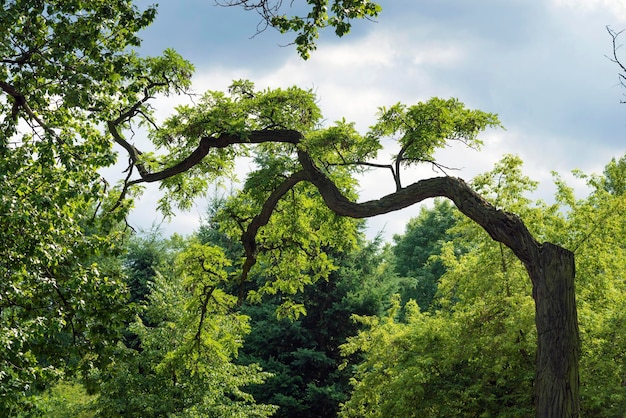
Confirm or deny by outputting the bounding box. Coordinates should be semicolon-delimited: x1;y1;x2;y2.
529;243;580;417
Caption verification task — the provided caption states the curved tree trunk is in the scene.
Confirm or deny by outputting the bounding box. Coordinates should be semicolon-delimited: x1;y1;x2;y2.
296;150;581;417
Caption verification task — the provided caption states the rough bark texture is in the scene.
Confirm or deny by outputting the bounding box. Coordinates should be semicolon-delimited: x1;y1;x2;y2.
530;244;580;417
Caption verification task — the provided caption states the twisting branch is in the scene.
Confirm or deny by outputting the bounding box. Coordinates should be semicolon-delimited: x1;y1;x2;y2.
107;121;147;177
228;145;542;288
107;81;169;177
108;115;303;213
296;149;540;267
108;120;541;278
0;80;58;139
108;158;136;213
239;170;308;284
607;26;626;94
109;120;539;276
119;129;303;187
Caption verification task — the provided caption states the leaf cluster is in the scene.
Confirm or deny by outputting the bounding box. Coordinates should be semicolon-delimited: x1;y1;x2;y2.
369;98;501;168
219;0;382;59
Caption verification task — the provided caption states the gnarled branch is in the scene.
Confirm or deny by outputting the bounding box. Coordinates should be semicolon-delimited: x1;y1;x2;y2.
296;149;540;267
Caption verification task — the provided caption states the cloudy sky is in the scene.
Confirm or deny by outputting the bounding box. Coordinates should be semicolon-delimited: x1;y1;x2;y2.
124;0;626;241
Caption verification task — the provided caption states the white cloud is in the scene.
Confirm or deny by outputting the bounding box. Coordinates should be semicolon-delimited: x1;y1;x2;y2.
551;0;626;21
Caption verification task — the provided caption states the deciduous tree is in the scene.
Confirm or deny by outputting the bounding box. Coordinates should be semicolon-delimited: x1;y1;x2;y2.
95;234;277;417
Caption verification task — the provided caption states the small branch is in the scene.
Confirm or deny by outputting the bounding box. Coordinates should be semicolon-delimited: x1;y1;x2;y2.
423;159;460;176
239;170;308;285
193;284;216;346
109;160;136;213
607;26;626;74
90;178;109;224
394;143;411;190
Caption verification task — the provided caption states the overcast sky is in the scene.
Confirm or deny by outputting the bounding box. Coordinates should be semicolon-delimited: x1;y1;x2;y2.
123;0;626;241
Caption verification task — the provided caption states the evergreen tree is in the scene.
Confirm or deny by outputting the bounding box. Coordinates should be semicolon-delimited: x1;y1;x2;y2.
238;237;399;417
392;199;458;310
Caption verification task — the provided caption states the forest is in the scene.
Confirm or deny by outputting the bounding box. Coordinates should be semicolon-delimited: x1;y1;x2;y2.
1;1;625;417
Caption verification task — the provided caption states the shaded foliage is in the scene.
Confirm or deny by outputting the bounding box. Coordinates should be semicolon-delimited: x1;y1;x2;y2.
392;199;458;310
238;237;399;417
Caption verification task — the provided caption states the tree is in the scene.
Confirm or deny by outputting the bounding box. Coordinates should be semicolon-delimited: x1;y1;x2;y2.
340;295;536;417
128;81;577;416
0;185;132;412
340;155;545;417
342;155;626;417
551;157;626;416
392;199;458;311
94;235;277;417
2;3;581;416
237;236;400;417
196;187;400;417
1;0;162;407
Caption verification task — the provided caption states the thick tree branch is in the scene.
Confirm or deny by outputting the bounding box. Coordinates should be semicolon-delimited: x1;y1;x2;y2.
0;81;27;120
0;80;54;136
107;120;148;177
297;150;541;266
240;170;308;283
111;124;542;282
127;129;303;185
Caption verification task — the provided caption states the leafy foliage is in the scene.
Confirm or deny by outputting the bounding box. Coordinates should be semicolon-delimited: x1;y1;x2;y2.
550;157;626;416
392;199;458;310
370;99;500;165
0;178;132;412
218;0;382;58
0;1;192;408
340;155;626;417
238;236;400;417
26;380;96;418
340;156;538;417
94;235;277;417
2;2;600;415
